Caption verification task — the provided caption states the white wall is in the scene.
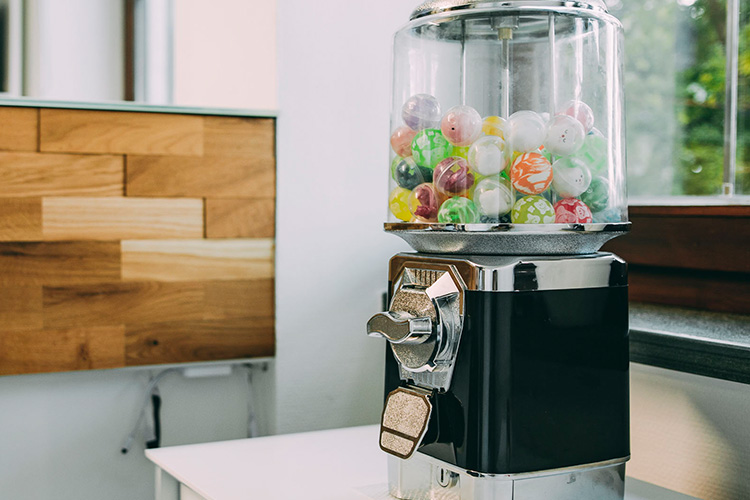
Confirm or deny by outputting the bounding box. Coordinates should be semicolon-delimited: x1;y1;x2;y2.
0;363;274;500
274;0;414;434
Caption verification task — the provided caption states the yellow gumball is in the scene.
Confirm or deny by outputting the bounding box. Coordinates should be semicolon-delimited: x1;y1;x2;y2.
452;146;470;159
482;116;506;139
389;187;412;221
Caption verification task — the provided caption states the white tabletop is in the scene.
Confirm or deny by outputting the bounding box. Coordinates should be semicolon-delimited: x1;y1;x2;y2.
146;425;699;500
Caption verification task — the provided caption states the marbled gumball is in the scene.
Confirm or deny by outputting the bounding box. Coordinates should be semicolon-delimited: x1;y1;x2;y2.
473;177;513;218
508;110;546;153
560;99;595;133
580;176;610;212
402;94;442;130
482;116;506;138
390;126;417;157
433;156;475;196
392;157;433;190
412;129;453;169
441;105;483;146
511;152;553;195
409;183;439;222
511;195;555;224
544;114;586;156
438;196;479;224
468;135;507;176
389;187;412;221
593;207;623;223
554;198;593;223
552;157;592;198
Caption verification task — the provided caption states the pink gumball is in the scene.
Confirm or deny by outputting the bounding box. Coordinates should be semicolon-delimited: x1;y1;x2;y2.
390;126;417;157
560;100;595;133
441;105;482;147
554;198;593;223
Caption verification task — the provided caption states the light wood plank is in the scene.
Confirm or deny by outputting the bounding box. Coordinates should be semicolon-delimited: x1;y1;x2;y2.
0;242;120;285
0;108;38;151
0;152;123;197
40;109;203;156
126;155;275;198
121;239;274;282
0;287;43;330
0;198;42;241
125;318;274;366
43;282;206;328
0;326;125;375
203;279;274;320
203;117;274;158
42;197;204;240
206;199;275;238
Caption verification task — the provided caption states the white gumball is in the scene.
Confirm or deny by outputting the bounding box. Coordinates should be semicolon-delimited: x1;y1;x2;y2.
552;157;592;198
545;114;586;156
468;136;507;176
474;177;513;218
508;110;546;153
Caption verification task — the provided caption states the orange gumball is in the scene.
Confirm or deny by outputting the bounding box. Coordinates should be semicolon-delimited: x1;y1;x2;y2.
510;152;553;195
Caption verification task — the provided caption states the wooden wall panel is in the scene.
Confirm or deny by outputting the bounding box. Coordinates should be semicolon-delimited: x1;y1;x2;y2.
121;240;273;282
125;318;274;366
0;326;125;375
0;108;38;151
0;242;120;286
206;199;275;238
126;155;274;198
42;197;204;240
0;152;123;197
0;106;275;376
39;109;203;156
0;198;42;241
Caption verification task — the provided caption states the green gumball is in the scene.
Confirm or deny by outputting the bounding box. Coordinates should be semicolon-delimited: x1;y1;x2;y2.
412;129;453;169
575;134;608;174
437;196;479;224
511;195;555;224
580;176;610;212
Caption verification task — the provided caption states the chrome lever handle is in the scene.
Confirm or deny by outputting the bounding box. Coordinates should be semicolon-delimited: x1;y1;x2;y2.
367;312;432;345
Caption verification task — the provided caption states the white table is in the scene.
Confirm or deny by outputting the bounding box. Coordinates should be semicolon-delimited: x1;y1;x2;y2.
146;425;699;500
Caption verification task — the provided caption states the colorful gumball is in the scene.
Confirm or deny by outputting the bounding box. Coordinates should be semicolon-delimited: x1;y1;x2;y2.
593;207;623;223
580;176;610;212
473;177;513;218
402;94;442;130
433;156;475;196
452;146;470;159
441;105;483;146
390;126;417;157
392;157;433;190
511;195;555;224
560;99;595;133
438;196;479;224
508;110;546;153
412;129;453;168
552;157;592;198
554;198;593;223
574;134;608;174
511;152;553;195
389;187;412;221
482;116;506;138
468;135;508;176
544;114;586;156
409;183;439;222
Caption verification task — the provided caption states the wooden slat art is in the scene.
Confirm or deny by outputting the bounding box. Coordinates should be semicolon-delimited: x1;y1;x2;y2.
0;107;276;376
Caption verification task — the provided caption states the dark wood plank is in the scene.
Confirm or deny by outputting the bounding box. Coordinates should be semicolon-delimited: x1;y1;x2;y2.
0;326;125;375
43;281;205;328
0;198;42;241
0;286;43;330
40;109;203;156
205;198;275;238
125;318;274;366
126;155;274;198
0;242;120;285
630;205;750;217
0;107;38;151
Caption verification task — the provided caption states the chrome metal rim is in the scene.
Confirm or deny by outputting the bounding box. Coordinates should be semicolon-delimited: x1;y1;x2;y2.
410;0;608;21
385;222;630;233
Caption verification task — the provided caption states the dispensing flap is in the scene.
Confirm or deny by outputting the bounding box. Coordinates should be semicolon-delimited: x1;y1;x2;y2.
379;386;433;460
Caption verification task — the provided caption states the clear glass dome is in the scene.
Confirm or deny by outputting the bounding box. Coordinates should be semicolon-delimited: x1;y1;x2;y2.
386;1;628;252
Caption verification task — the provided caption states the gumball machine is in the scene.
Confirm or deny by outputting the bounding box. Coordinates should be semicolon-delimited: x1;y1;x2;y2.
370;1;630;499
